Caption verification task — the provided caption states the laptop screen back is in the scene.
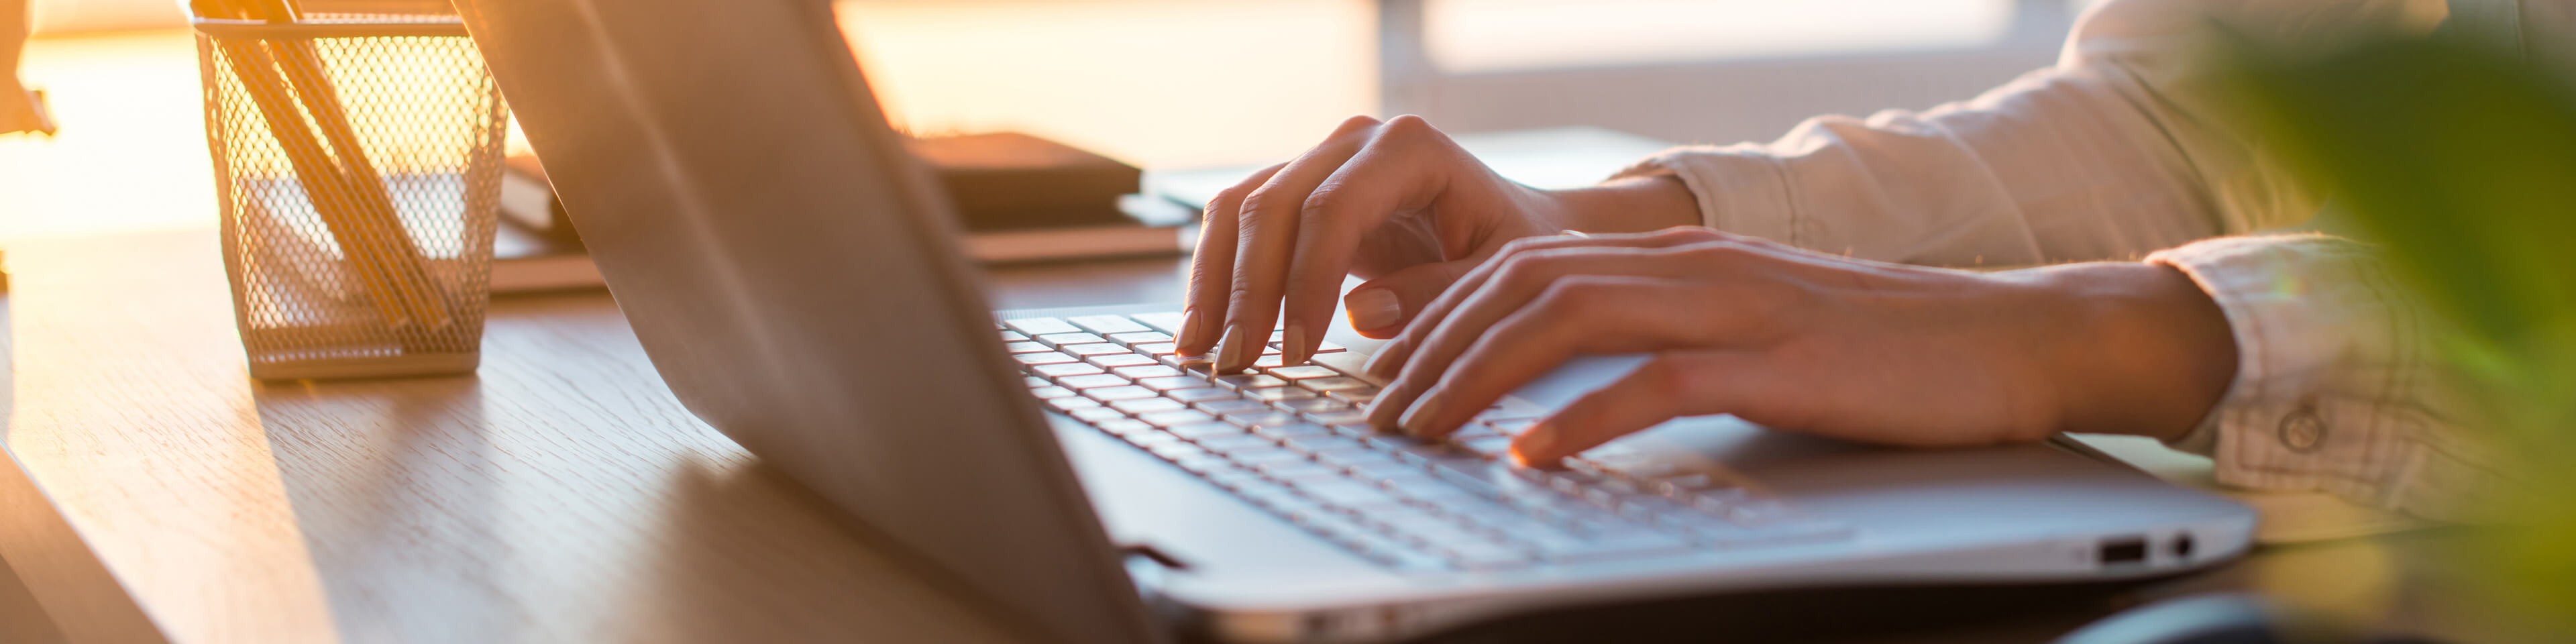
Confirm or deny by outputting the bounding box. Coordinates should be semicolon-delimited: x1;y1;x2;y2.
447;1;1157;641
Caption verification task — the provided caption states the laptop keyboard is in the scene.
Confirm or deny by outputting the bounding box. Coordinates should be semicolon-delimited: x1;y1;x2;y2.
1002;313;1852;572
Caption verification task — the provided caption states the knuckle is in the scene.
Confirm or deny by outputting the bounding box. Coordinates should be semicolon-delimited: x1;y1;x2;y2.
1234;190;1295;230
1633;355;1698;403
1379;114;1435;138
1299;184;1347;219
1495;253;1562;292
1332;114;1383;137
1664;226;1726;243
1677;240;1752;266
1537;275;1611;311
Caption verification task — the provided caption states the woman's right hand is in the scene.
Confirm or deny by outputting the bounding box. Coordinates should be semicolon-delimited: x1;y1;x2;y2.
1173;114;1699;372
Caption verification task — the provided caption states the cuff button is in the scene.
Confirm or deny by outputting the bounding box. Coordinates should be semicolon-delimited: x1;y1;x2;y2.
2277;407;2326;453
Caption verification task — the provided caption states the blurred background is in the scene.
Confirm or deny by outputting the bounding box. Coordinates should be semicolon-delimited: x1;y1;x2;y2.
0;0;2104;243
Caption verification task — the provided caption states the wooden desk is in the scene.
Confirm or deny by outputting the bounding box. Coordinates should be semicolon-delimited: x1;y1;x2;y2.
0;229;2516;644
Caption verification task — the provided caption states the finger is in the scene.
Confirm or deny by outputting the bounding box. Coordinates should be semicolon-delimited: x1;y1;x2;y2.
1176;162;1286;358
1363;226;1722;380
1342;258;1478;338
1219;115;1385;372
1510;351;1754;466
1395;277;1734;439
1364;242;1732;432
1282;117;1451;364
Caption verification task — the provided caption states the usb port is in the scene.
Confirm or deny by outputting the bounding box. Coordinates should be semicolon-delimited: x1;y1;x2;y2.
2099;537;2149;567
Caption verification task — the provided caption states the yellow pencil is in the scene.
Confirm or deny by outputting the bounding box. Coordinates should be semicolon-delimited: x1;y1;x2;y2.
196;0;454;332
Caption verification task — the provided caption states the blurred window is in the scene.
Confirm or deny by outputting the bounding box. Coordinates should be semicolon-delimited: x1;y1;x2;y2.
1424;0;2017;72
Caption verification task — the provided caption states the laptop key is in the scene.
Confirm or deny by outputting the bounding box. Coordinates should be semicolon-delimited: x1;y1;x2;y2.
1214;374;1289;391
1305;410;1372;426
1165;388;1236;403
1114;364;1183;379
1275;397;1349;414
1014;352;1079;366
1130;311;1187;334
1035;332;1106;347
1299;377;1371;392
1071;407;1126;422
1087;354;1159;368
1228;447;1309;468
1316;449;1402;472
1056;374;1130;390
1194;434;1277;454
1133;409;1210;430
1251;423;1333;441
1136;376;1208;392
1265;365;1339;380
1000;331;1027;342
1170;455;1236;475
1068;315;1151;334
1168;422;1248;439
1004;341;1052;354
1299;480;1401;511
1004;317;1079;335
1284;435;1366;454
1258;462;1343;482
1094;419;1155;436
1134;342;1178;356
1111;398;1188;415
1108;331;1173;345
1059;343;1129;356
1222;411;1305;428
1028;386;1077;400
1308;352;1383;384
1032;362;1105;377
1083;386;1158;402
1024;376;1050;388
1242;387;1315;402
1048;397;1102;411
1195;399;1271;415
1149;441;1213;461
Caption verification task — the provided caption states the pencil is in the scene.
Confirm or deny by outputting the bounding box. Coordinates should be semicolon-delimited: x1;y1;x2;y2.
256;0;456;331
196;0;455;332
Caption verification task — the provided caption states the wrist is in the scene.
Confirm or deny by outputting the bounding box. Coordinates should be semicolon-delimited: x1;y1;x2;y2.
1546;175;1699;233
2023;262;2240;441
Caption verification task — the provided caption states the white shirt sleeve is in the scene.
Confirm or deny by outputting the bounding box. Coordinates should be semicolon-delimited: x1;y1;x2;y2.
1609;0;2509;519
2148;235;2509;523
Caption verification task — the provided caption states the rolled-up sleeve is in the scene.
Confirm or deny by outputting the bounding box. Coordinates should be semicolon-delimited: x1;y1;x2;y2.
2147;235;2506;522
1605;0;2512;519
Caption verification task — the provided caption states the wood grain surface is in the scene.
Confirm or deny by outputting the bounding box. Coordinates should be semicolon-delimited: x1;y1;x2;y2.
0;230;1044;643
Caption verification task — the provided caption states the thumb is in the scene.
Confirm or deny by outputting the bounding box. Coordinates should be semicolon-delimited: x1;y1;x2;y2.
1342;258;1478;338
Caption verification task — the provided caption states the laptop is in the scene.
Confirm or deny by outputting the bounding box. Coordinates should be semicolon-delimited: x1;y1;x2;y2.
448;1;2257;641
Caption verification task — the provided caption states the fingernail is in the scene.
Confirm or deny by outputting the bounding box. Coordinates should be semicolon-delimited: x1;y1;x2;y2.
1214;325;1250;373
1399;391;1444;437
1509;423;1556;466
1174;308;1205;352
1344;287;1401;332
1283;322;1309;365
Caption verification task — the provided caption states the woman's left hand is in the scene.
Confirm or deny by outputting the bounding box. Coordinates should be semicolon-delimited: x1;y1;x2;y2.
1358;226;2240;467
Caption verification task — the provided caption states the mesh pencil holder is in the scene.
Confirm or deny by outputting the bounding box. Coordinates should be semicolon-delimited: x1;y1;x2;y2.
194;6;508;380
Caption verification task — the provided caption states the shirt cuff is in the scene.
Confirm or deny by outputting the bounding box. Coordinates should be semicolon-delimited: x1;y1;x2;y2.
2146;234;2504;523
1610;146;1803;246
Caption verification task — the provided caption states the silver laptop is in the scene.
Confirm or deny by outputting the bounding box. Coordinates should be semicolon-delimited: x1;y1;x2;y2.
450;1;2257;641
